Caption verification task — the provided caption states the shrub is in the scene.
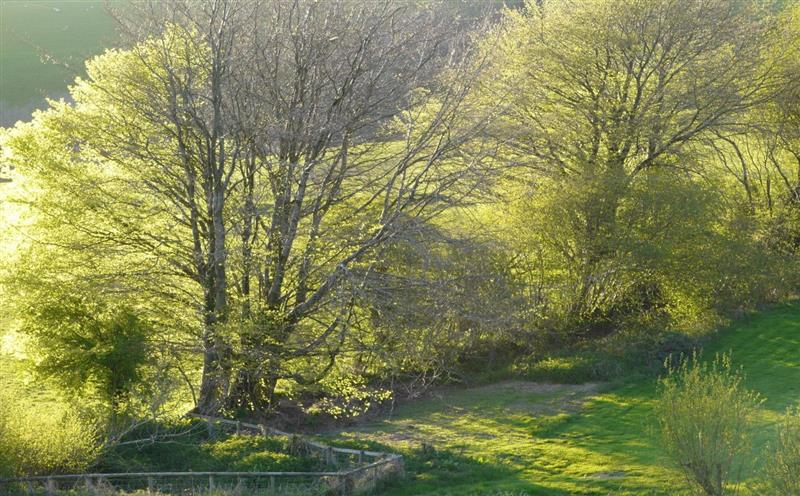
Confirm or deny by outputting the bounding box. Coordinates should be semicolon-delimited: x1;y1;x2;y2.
764;406;800;495
654;352;761;496
23;297;151;410
0;389;99;477
513;327;701;385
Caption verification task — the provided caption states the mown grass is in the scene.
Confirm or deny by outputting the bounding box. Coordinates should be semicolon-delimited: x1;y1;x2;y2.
326;304;800;495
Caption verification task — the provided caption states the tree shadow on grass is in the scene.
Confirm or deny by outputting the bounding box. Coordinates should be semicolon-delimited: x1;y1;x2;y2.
704;304;800;412
327;437;581;496
326;380;679;495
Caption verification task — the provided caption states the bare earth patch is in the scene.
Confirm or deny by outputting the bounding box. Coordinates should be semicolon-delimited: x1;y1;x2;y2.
485;380;603;411
590;470;627;479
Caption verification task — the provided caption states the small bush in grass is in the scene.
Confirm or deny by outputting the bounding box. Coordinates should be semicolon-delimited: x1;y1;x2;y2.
655;352;760;496
764;406;800;495
514;356;601;383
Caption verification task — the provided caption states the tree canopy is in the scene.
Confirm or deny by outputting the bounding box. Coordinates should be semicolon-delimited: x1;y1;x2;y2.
1;0;799;424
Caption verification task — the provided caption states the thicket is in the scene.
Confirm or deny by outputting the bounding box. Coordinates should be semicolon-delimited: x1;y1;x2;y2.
0;388;98;477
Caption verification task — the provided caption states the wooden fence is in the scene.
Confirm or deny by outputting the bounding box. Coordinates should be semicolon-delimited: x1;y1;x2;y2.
0;414;403;495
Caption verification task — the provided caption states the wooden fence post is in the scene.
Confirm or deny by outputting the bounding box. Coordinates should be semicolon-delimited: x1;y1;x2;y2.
83;476;92;494
45;477;55;496
269;475;275;492
147;476;155;494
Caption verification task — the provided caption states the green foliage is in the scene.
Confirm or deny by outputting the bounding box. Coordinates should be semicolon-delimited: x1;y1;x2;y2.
23;296;150;408
1;1;800;491
3;0;799;424
655;353;761;496
304;374;392;420
515;327;700;384
763;407;800;495
473;0;800;348
514;356;601;384
3;103;201;418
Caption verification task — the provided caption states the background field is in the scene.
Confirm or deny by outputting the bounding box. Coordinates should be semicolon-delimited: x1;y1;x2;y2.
0;0;116;126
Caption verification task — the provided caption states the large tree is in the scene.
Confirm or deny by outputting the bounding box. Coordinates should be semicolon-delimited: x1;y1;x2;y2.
481;0;793;327
6;0;492;413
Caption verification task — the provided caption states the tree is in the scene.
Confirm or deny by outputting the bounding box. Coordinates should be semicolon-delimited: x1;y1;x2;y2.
23;296;150;411
480;0;790;330
764;406;800;495
0;130;9;183
200;0;493;411
6;0;493;413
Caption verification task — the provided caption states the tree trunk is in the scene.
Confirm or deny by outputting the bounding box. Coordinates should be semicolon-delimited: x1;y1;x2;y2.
197;177;229;412
197;292;224;413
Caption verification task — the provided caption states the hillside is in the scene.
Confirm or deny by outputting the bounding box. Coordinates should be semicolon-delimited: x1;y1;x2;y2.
0;1;116;126
1;1;799;494
327;305;800;495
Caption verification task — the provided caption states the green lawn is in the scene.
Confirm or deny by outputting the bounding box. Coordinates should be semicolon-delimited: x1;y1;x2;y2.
327;304;800;495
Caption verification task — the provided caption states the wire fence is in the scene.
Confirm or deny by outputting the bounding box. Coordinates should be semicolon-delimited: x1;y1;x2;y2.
188;414;398;471
0;415;404;496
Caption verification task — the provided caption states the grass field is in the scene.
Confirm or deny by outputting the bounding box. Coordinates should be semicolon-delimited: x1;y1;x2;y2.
327;305;800;495
0;0;116;126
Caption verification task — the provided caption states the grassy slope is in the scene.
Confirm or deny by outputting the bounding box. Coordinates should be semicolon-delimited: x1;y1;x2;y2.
0;0;116;126
327;304;800;495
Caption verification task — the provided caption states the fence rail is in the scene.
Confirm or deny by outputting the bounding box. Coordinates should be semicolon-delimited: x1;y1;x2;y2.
188;413;391;461
0;414;403;495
